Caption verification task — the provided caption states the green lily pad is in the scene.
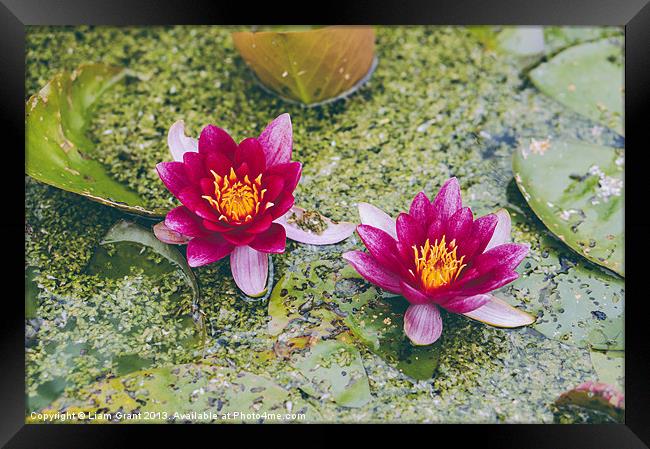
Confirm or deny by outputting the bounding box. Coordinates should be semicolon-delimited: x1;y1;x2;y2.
36;364;318;423
96;220;199;306
529;38;624;134
590;350;624;392
503;208;624;350
334;271;442;381
293;340;371;408
26;64;163;216
268;260;346;340
513;140;624;276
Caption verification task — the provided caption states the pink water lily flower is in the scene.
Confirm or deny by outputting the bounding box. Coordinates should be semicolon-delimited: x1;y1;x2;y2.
343;178;535;345
154;114;355;297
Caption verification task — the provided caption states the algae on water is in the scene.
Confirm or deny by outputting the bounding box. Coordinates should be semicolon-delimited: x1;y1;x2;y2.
25;26;624;423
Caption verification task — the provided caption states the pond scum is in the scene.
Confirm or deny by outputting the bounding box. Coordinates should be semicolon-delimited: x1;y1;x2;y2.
25;26;623;423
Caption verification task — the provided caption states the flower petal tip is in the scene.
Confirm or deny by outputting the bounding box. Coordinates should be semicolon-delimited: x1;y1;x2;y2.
462;295;535;328
231;246;269;297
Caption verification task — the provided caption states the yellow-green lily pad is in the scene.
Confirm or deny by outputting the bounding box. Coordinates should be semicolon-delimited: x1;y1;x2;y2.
513;140;623;276
232;26;376;105
529;38;624;134
36;364;318;423
26;64;164;217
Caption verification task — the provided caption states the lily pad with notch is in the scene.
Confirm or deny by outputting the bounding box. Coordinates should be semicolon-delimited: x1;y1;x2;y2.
26;64;164;217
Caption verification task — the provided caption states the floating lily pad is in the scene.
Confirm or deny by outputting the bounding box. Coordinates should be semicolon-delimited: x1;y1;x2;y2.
503;208;624;350
293;340;371;408
232;26;376;105
590;350;624;392
513;140;624;276
26;64;163;216
335;272;442;381
553;381;624;423
97;220;199;305
268;261;346;340
529;39;624;134
36;364;318;423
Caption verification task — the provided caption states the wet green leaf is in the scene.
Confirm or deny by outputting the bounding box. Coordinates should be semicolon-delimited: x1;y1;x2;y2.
25;64;164;216
97;220;199;305
529;38;624;134
37;364;318;423
496;27;545;57
335;275;442;381
293;340;371;408
268;261;345;340
513;140;623;276
502;209;624;350
232;26;376;105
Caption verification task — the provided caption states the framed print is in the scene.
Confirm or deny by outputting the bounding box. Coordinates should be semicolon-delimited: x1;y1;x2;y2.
2;0;649;446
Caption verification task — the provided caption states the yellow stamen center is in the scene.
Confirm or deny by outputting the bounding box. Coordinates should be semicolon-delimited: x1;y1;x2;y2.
411;235;467;291
202;167;270;224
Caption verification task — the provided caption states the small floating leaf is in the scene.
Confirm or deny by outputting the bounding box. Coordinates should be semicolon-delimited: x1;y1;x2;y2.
98;220;199;305
26;64;163;216
293;340;371;408
554;381;624;423
232;26;376;105
335;275;442;381
529;38;624;134
513;140;623;276
36;364;318;423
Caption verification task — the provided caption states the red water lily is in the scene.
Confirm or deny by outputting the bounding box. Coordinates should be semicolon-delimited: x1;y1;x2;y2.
343;178;535;345
154;114;355;296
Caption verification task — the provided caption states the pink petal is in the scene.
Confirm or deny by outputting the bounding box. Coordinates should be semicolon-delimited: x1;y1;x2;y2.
478;243;530;271
461;213;498;259
358;202;397;240
182;152;207;183
186;235;234;267
484;209;512;251
431;177;462;222
177;187;220;222
165;206;210;238
199;124;237;159
235;137;266;176
277;206;356;245
266;161;302;192
342;250;402;294
246;214;274;234
409;192;433;226
221;230;256;246
396;212;425;247
258;113;292;168
167;120;198;162
156;161;190;197
357;224;399;266
268;192;295;219
230;246;269;297
153;221;191;245
445;207;474;244
404;303;443;346
441;294;491;313
399;281;431;305
462;294;535;328
249;223;286;253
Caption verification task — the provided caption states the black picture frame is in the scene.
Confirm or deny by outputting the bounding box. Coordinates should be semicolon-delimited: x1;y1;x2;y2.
4;0;649;446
